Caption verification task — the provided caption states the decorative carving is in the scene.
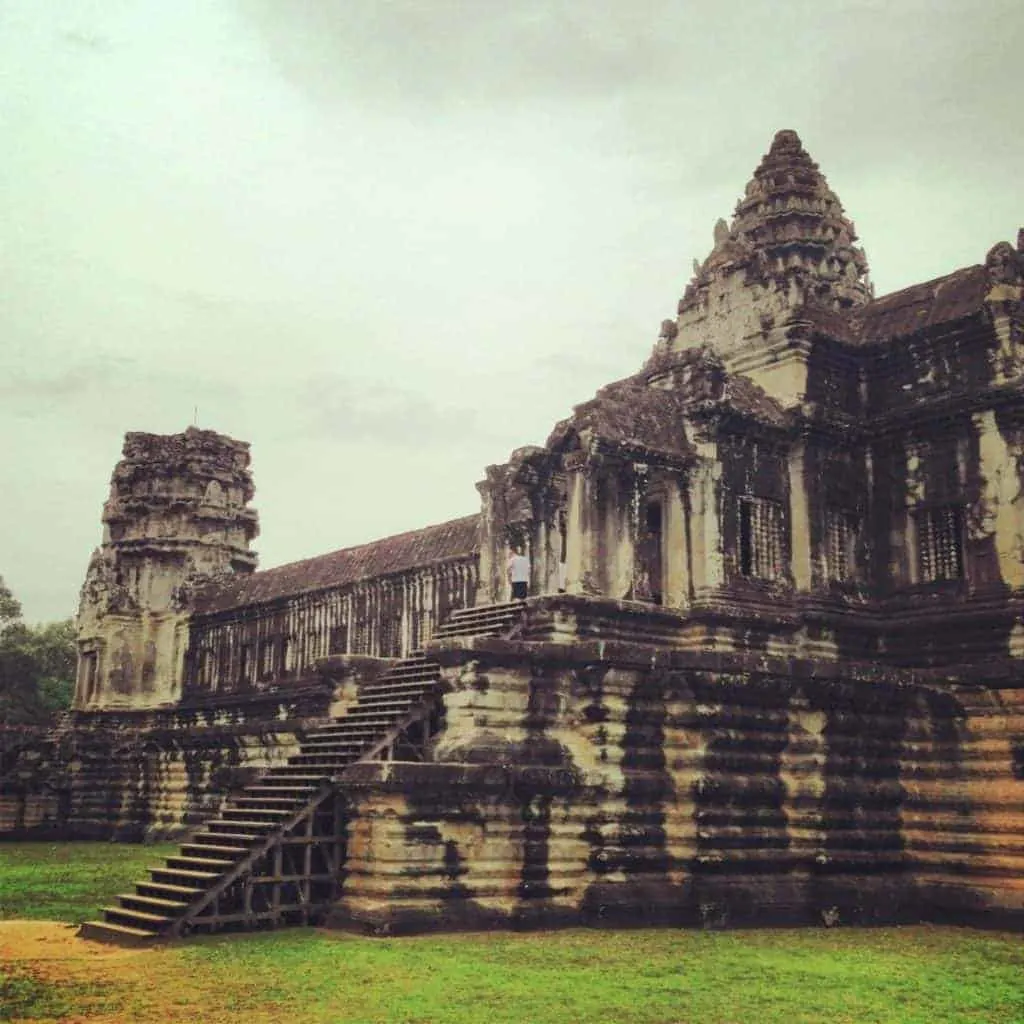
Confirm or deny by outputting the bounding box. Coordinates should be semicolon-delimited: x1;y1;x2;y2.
986;241;1023;288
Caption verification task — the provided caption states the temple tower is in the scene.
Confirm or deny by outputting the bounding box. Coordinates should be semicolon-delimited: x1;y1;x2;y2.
663;129;873;406
74;427;258;710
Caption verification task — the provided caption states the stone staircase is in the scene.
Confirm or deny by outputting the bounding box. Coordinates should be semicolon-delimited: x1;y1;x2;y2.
79;601;523;944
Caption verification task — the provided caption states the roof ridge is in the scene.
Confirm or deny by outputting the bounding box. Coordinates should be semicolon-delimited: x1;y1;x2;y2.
250;511;479;579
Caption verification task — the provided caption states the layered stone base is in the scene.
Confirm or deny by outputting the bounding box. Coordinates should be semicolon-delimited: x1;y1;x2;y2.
0;682;335;840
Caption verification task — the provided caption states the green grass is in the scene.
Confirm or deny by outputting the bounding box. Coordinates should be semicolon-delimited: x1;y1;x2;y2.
0;840;177;924
1;842;1023;1023
175;927;1024;1024
0;966;116;1022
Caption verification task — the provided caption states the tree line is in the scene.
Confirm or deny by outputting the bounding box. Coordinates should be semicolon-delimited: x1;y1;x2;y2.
0;576;76;726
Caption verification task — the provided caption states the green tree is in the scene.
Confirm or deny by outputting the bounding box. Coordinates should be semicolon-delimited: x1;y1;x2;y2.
0;576;76;726
0;576;21;625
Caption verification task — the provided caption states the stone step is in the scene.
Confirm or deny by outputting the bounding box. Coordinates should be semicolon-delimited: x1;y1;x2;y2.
80;920;160;945
288;755;360;769
434;615;514;630
380;662;441;678
448;598;520;614
118;893;190;914
306;719;396;738
220;807;293;822
148;866;221;885
352;690;426;708
101;905;174;930
180;842;249;859
166;853;239;871
302;731;382;748
244;785;319;798
257;773;330;785
201;820;275;835
232;796;304;809
291;744;364;758
264;766;334;779
192;831;262;846
136;881;204;900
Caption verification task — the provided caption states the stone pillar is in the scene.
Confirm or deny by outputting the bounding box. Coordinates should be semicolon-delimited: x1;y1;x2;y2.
662;472;690;609
564;453;600;596
474;473;504;605
788;438;812;590
974;411;1024;589
606;461;637;601
687;442;724;595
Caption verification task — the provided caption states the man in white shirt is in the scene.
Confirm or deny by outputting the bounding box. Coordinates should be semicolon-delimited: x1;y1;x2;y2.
507;547;530;601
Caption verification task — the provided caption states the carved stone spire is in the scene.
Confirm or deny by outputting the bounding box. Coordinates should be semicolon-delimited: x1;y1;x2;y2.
667;130;873;372
729;129;871;309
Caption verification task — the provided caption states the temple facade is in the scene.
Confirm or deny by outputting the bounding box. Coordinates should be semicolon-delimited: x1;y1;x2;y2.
4;130;1024;939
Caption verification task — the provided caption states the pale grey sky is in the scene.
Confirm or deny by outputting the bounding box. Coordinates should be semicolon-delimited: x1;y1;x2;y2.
2;0;1021;622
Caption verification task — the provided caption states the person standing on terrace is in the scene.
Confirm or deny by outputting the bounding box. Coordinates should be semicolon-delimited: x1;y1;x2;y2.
507;546;530;601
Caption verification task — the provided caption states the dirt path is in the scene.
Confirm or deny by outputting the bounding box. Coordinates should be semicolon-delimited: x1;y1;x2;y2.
1;921;182;1023
0;920;154;967
1;921;297;1024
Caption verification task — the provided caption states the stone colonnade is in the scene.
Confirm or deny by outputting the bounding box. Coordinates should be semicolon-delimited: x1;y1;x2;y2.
185;556;478;694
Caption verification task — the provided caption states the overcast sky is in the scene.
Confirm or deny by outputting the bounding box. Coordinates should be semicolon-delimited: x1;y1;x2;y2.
2;1;1021;623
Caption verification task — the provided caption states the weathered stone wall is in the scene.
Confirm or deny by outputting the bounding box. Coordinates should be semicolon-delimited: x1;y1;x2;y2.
0;684;334;840
324;635;1024;933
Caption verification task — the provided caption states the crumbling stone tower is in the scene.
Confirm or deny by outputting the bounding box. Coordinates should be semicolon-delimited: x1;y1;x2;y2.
74;427;258;709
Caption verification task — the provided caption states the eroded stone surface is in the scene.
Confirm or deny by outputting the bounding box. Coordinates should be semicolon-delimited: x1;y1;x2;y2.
4;130;1024;933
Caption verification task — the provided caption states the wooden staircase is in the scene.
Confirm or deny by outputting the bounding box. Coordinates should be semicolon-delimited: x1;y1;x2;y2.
79;601;524;945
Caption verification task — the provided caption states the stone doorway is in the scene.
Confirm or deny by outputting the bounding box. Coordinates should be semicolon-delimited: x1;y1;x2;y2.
634;499;663;604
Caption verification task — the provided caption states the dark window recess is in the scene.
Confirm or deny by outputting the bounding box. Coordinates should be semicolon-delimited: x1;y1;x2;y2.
238;645;252;684
197;648;211;686
645;501;662;534
81;651;99;700
329;625;347;655
825;509;860;582
217;644;230;684
738;497;784;580
258;638;275;679
280;636;291;675
916;504;965;582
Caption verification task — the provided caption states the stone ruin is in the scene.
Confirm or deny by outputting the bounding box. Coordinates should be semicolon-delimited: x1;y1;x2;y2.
2;130;1023;941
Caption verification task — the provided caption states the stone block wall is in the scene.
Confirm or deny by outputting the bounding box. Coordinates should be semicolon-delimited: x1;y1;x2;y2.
0;684;335;840
325;636;1024;932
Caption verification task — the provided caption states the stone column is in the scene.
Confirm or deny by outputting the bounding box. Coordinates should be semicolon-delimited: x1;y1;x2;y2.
687;442;724;595
788;438;812;590
662;472;691;609
564;452;601;596
605;460;637;601
474;473;504;605
973;411;1024;589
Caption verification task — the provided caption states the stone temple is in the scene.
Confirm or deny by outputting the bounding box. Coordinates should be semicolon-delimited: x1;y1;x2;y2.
3;130;1023;941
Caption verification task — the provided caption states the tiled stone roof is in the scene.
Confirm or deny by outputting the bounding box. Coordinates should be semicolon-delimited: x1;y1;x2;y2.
546;379;696;461
852;265;989;343
192;514;480;614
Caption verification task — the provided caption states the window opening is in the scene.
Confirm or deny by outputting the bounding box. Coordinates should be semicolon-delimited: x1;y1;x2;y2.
738;497;784;581
825;509;860;582
915;504;964;582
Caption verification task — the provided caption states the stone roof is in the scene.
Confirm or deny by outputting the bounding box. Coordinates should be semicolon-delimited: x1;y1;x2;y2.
640;346;791;430
851;264;989;343
546;379;696;461
192;514;480;615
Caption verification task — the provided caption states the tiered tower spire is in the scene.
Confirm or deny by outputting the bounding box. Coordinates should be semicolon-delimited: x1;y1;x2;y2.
665;130;872;370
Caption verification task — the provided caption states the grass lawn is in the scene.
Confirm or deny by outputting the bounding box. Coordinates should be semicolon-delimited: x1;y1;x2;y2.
0;840;177;925
1;842;1023;1023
